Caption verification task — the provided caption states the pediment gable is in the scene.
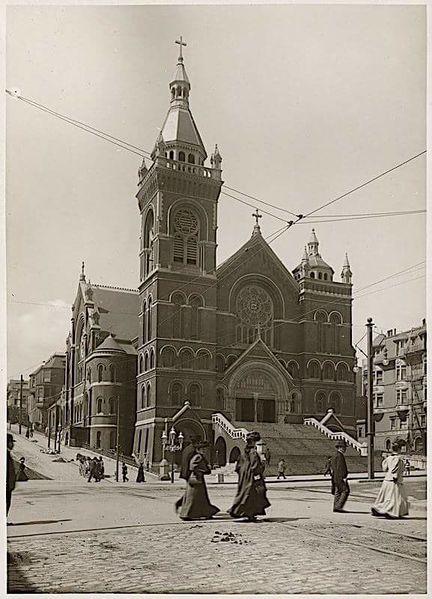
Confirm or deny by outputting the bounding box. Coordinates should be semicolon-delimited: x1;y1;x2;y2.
217;231;299;295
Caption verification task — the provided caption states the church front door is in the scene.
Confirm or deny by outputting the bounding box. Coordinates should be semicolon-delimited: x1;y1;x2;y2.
236;398;255;422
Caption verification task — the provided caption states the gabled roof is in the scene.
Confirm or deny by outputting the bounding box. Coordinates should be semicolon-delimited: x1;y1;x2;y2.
217;229;299;294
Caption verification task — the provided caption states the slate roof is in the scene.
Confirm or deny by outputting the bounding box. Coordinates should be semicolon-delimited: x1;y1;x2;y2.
88;284;139;343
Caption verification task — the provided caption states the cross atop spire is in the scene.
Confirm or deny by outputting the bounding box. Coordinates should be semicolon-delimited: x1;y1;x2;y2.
175;36;187;61
80;261;86;282
252;209;262;236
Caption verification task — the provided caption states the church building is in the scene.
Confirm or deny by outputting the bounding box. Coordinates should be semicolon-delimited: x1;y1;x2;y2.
133;41;356;467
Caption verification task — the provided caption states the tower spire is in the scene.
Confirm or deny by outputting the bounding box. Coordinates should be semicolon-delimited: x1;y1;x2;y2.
307;228;319;255
80;261;86;282
341;252;352;284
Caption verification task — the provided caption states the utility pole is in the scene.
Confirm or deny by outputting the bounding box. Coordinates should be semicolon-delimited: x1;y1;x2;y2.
115;396;120;482
366;318;375;479
19;374;23;435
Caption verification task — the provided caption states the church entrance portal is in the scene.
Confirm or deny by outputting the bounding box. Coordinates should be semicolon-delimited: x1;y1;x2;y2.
235;397;276;422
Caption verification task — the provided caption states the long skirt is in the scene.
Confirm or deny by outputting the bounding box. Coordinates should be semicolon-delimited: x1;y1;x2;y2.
229;479;271;519
179;479;219;520
372;481;409;518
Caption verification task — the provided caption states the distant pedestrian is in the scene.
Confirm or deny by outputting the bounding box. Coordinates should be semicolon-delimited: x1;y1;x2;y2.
264;447;271;466
136;462;145;483
29;424;33;438
179;441;219;521
229;431;271;522
404;458;411;477
16;457;29;482
330;440;350;513
277;459;286;479
7;434;16;516
122;462;128;482
25;427;30;439
97;457;105;481
87;458;98;482
323;455;335;494
371;441;409;519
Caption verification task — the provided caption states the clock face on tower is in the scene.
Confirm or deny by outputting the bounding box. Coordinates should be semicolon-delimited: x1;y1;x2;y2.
236;285;273;328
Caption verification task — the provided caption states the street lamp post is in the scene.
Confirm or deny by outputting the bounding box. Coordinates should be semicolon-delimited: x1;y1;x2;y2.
161;427;184;484
115;396;120;483
366;317;375;480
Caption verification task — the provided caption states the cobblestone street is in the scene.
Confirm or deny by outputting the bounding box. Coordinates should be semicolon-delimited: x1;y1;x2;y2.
7;475;427;594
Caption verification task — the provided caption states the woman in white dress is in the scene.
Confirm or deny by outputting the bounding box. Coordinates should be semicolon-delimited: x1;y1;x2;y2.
371;441;409;519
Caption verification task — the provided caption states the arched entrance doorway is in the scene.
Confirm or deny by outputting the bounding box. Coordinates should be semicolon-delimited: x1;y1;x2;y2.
230;365;288;423
229;446;241;463
214;437;227;466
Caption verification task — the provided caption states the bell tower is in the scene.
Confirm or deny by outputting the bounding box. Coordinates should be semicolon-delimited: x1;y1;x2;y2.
134;39;223;466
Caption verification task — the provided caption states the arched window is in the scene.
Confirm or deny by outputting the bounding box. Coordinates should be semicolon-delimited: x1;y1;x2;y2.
216;388;224;411
97;365;103;383
386;439;391;451
139;354;144;374
172;208;200;266
329;312;342;353
169;150;174;160
196;350;210;370
324;273;328;281
179;348;194;369
144;352;149;372
308;361;321;379
216;355;225;373
161;347;175;368
323;362;335;381
226;355;237;368
87;369;91;383
96;431;102;449
109;364;116;383
315;392;326;413
189;383;201;406
337;362;350;382
329;391;342;413
189;295;203;339
178;151;185;162
143;210;154;276
318;272;322;280
149;348;155;369
140;385;145;409
287;361;299;379
96;398;103;414
146;383;151;407
147;297;152;340
142;301;147;344
171;382;182;405
188;153;195;164
172;292;185;338
310;272;315;278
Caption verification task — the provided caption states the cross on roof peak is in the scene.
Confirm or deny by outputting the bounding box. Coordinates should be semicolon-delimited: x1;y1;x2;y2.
252;209;262;226
175;36;187;60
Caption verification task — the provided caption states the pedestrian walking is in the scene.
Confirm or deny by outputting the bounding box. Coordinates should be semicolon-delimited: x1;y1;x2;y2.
29;424;33;438
277;458;286;479
122;462;128;482
97;457;105;481
330;440;350;512
136;462;145;483
6;434;16;517
229;431;271;522
323;455;335;494
179;441;219;521
371;441;409;519
264;447;271;466
16;457;29;482
175;436;200;512
25;427;30;439
404;457;411;477
87;458;98;482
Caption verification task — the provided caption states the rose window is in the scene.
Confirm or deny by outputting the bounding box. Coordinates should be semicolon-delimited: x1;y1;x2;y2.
236;286;273;328
174;209;198;235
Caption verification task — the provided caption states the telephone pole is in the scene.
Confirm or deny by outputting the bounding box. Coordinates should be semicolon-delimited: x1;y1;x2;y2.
366;318;375;479
19;374;23;435
115;396;120;482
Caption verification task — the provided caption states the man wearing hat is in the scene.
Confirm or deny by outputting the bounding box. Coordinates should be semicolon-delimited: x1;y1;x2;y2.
330;439;350;512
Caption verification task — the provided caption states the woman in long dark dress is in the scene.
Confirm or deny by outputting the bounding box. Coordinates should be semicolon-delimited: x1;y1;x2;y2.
179;441;219;521
229;431;270;522
136;462;145;483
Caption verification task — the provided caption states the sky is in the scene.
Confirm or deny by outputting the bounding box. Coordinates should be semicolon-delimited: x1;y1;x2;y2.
5;4;426;379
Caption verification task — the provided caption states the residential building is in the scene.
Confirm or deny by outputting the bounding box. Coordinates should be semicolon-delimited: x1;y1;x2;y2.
27;354;66;430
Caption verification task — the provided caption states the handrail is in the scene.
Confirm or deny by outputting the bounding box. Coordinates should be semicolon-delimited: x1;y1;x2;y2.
303;417;368;456
212;413;249;441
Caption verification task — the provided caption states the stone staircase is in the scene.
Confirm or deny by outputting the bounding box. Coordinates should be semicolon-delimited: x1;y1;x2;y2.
232;421;381;476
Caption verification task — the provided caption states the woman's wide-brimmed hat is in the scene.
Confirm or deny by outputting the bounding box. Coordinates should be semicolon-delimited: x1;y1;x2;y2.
246;431;261;443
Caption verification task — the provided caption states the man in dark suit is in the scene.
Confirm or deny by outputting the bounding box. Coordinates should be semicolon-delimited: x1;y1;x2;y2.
330;439;350;512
